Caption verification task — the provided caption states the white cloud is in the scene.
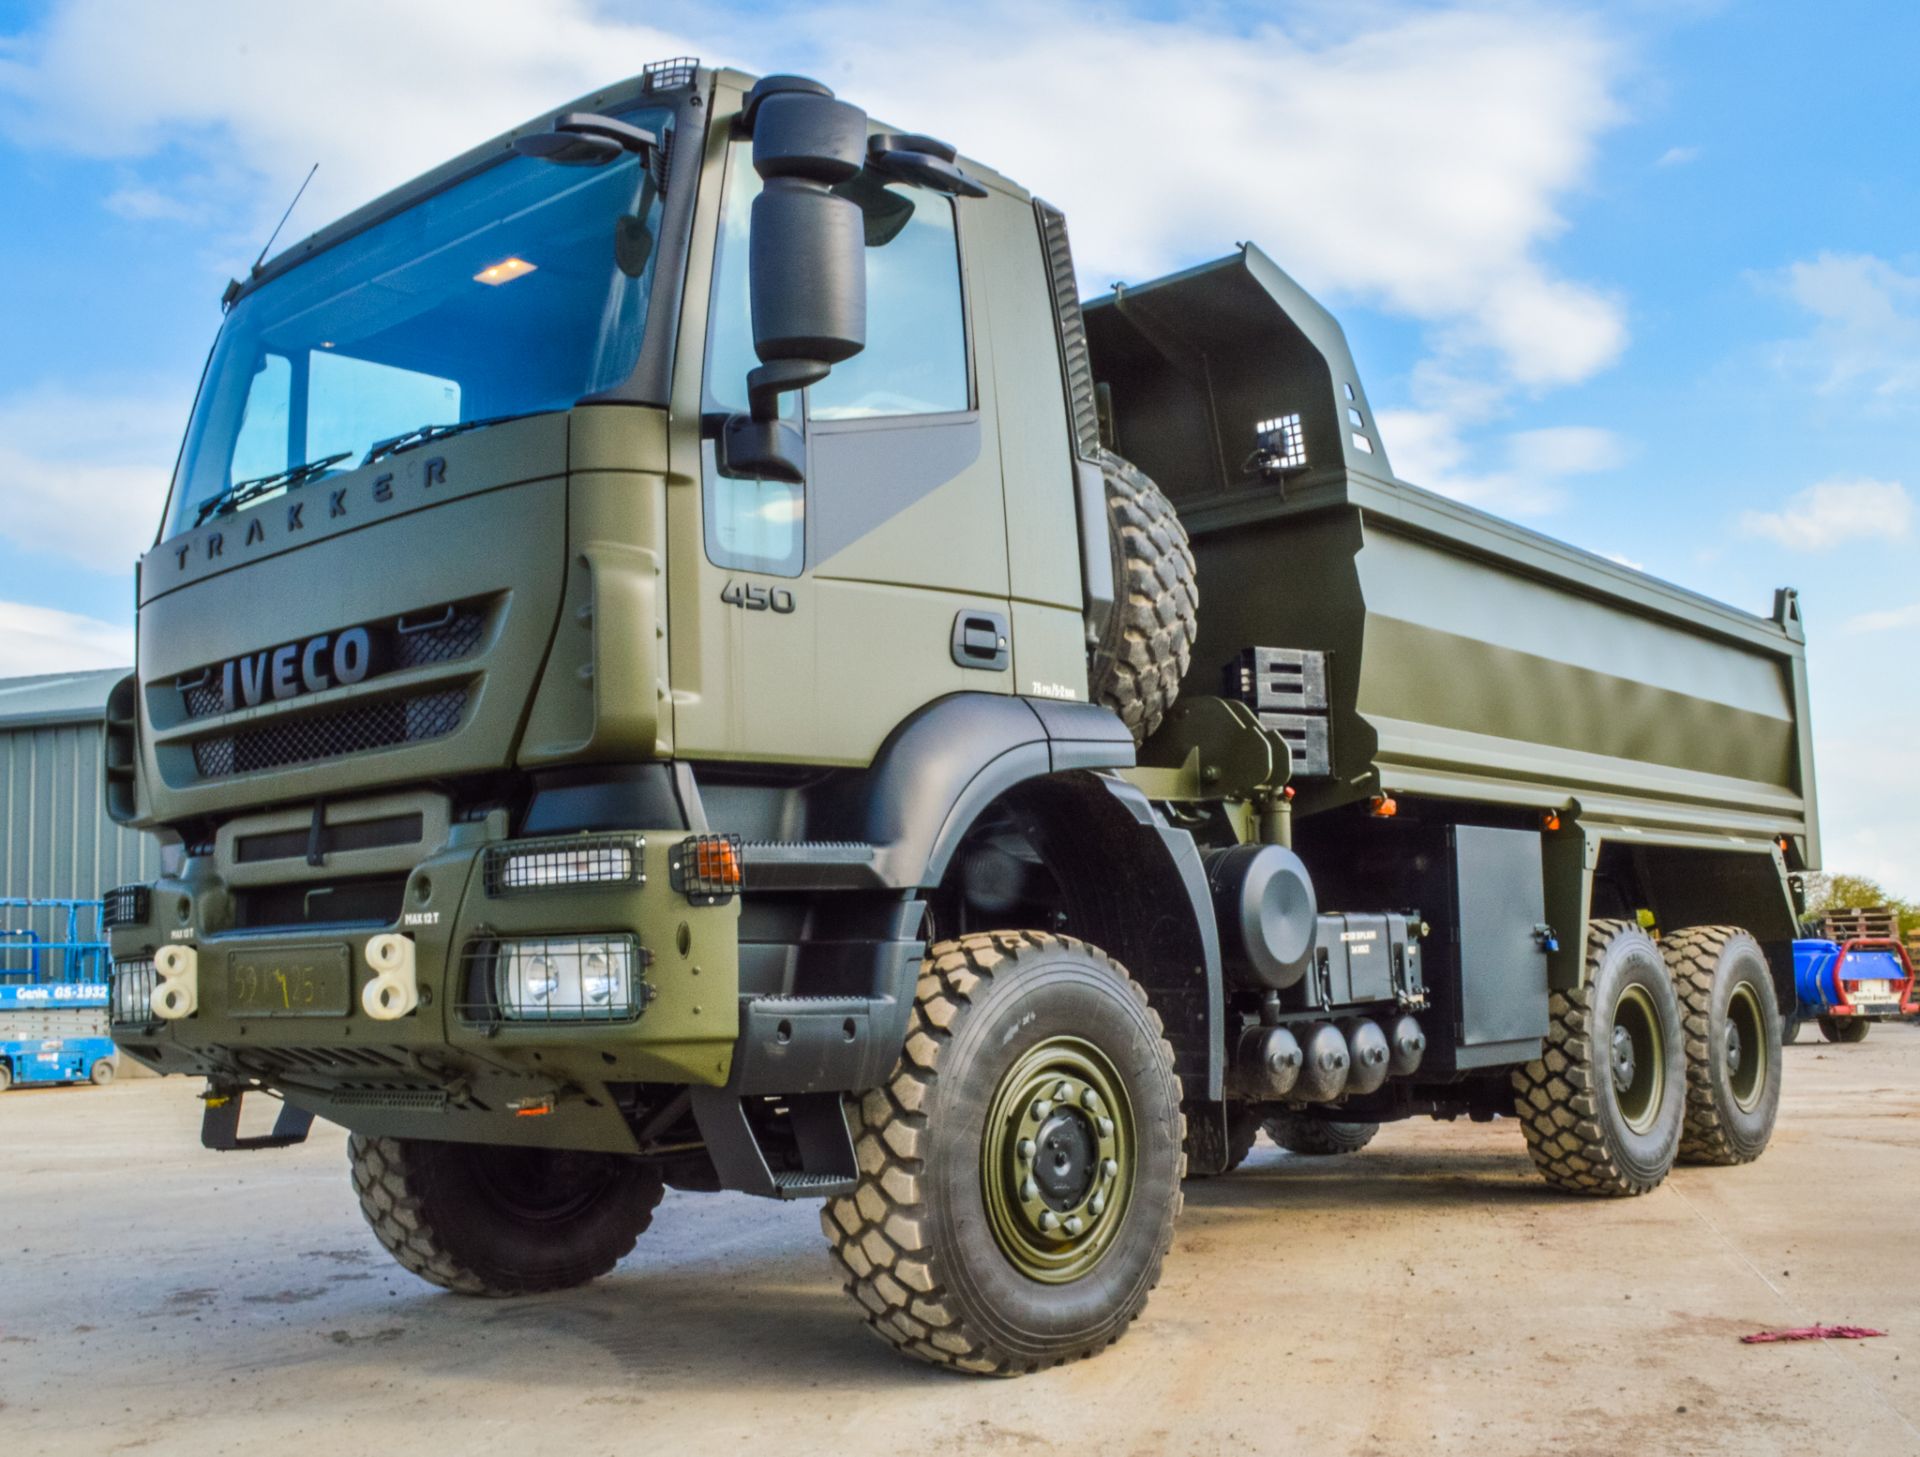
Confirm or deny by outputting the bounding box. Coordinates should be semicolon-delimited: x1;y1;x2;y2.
0;600;132;677
1738;477;1911;551
1378;410;1625;516
1765;251;1920;400
1845;601;1920;634
0;382;186;572
1813;728;1920;901
1655;145;1700;168
0;0;1628;398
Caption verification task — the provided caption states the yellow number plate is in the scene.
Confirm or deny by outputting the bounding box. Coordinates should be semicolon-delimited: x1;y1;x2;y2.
227;945;352;1017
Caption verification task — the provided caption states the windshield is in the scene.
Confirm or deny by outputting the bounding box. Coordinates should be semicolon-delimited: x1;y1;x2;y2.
164;106;674;540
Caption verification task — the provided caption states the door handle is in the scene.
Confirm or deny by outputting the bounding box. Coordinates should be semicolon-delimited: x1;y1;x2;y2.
951;609;1010;671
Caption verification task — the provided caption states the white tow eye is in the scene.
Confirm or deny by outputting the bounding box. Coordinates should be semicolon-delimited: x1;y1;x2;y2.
153;944;199;1019
362;934;419;1020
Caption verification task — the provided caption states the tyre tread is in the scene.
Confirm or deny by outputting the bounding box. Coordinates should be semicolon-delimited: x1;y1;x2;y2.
821;930;1184;1375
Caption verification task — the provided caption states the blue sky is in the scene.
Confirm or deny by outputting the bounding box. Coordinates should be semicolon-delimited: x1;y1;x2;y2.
1;0;1915;893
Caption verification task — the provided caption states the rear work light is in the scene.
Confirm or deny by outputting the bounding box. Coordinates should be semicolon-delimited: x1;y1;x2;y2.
484;834;646;895
487;935;649;1022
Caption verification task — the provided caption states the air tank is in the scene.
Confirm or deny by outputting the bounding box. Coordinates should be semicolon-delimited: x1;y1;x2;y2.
1233;1025;1303;1098
1341;1018;1390;1097
1294;1021;1350;1102
1388;1014;1427;1076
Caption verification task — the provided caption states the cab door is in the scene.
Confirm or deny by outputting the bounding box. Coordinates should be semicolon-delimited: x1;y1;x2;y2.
675;134;1012;767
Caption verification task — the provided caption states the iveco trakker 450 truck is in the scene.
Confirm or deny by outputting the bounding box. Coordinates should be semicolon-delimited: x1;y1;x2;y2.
105;60;1819;1373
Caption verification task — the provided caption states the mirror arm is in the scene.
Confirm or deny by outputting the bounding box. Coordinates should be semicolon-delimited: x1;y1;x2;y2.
747;360;827;421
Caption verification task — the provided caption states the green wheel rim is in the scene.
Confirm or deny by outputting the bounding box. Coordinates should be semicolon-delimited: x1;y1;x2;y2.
1609;983;1666;1134
1725;981;1767;1111
981;1035;1135;1284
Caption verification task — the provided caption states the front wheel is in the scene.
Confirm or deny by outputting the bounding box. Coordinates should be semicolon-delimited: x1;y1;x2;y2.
824;932;1185;1374
1513;920;1685;1196
89;1058;118;1086
349;1136;664;1296
1818;1016;1871;1044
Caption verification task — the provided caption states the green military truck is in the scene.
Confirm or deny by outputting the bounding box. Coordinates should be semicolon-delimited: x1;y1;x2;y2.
104;60;1819;1373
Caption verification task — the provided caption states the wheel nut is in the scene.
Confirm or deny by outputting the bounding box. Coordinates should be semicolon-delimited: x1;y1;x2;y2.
1082;1089;1104;1113
1097;1116;1113;1137
1017;1138;1036;1162
1022;1178;1038;1201
1031;1099;1054;1121
1102;1158;1119;1179
1039;1211;1059;1232
1090;1193;1106;1216
1064;1215;1084;1235
1054;1081;1074;1101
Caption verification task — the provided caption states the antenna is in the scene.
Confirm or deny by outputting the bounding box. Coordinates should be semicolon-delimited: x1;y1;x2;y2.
251;163;318;275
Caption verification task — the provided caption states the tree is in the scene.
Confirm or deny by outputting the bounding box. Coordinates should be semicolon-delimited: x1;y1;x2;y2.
1802;872;1919;940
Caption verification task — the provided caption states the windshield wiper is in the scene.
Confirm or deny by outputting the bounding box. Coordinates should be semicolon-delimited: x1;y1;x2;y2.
193;452;352;527
362;413;535;467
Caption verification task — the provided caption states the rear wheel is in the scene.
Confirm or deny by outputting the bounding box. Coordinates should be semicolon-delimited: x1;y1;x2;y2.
348;1136;663;1296
1184;1103;1261;1177
1087;449;1198;743
1512;920;1685;1196
88;1058;117;1086
0;1062;11;1092
1663;926;1781;1165
824;931;1185;1374
1264;1115;1379;1156
1819;1016;1871;1044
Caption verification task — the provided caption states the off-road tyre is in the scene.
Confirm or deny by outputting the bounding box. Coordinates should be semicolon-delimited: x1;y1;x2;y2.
1513;919;1685;1196
348;1136;664;1296
1782;1013;1803;1045
88;1058;117;1086
823;931;1185;1375
1264;1115;1379;1156
1184;1103;1261;1177
1662;926;1781;1166
1087;448;1198;743
1818;1015;1871;1044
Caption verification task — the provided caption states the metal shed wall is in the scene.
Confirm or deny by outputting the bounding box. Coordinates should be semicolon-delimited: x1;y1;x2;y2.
2;715;160;978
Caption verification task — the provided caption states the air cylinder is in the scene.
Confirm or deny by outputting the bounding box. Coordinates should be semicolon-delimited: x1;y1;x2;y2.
1294;1021;1351;1103
1233;1025;1303;1098
1341;1018;1391;1097
1388;1014;1427;1076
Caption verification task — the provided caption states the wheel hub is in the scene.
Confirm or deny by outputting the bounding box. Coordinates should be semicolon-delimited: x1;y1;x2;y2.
1611;1024;1637;1094
1724;1022;1743;1077
982;1038;1133;1284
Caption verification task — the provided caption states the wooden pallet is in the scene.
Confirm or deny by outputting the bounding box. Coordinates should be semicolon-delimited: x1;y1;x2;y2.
1817;906;1901;942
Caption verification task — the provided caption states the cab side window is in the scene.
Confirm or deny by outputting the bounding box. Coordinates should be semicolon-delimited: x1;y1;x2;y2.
702;143;970;575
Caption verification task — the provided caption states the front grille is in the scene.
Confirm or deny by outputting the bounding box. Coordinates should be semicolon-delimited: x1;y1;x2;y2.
394;607;485;668
193;689;466;778
178;604;485;721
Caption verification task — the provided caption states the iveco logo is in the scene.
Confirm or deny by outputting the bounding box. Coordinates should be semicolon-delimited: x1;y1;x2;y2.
222;627;374;708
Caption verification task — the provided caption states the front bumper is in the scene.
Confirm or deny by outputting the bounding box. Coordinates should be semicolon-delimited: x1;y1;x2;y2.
108;820;741;1153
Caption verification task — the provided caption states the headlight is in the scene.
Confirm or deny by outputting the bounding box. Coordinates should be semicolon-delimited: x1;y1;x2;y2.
491;936;647;1022
111;959;157;1024
484;834;646;894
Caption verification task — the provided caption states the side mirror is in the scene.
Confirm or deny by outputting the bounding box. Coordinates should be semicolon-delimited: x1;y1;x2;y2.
718;77;868;485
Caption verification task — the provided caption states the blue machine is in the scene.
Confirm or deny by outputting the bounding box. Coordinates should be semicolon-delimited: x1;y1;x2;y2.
1787;936;1916;1044
0;898;116;1090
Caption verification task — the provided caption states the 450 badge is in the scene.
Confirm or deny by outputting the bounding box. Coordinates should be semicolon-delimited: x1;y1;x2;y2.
720;580;796;614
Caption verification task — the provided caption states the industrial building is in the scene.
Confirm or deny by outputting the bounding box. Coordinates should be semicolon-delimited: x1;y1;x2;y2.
1;670;160;978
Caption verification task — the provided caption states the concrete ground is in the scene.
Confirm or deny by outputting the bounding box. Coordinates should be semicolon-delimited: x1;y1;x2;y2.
3;1027;1917;1457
